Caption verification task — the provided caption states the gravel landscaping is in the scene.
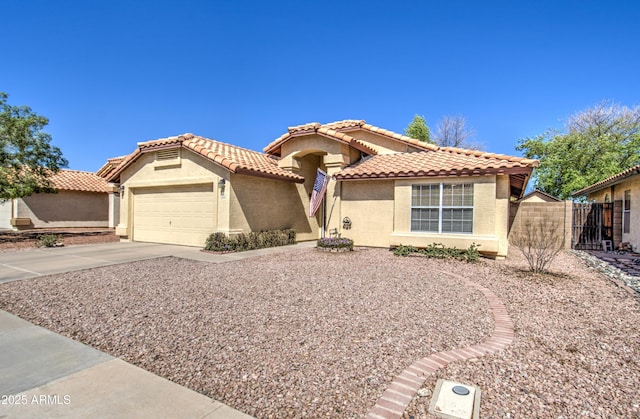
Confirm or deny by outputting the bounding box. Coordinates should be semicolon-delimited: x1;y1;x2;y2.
1;247;639;418
0;248;491;418
405;251;640;418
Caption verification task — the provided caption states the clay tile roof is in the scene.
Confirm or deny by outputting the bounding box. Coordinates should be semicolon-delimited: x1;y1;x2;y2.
107;134;303;183
359;123;439;151
48;169;112;193
322;119;366;130
572;163;640;197
439;147;539;165
264;120;374;155
96;155;127;179
182;136;303;182
137;134;190;149
315;127;379;155
264;119;443;156
287;122;321;134
335;148;538;180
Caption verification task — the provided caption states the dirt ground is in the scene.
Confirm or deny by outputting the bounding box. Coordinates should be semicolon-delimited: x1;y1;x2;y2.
0;229;120;252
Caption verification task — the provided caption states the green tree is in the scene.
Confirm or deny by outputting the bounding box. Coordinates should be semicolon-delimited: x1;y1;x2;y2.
404;114;433;143
517;101;640;199
0;92;68;201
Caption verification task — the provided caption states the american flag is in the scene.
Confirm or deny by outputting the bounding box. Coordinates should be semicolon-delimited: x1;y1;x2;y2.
309;168;329;217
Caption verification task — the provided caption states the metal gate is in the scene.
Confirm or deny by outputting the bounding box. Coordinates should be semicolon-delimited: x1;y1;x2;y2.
572;203;613;250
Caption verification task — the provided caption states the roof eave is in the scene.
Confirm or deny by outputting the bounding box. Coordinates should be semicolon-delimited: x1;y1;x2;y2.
234;167;305;183
572;166;640;197
335;166;533;181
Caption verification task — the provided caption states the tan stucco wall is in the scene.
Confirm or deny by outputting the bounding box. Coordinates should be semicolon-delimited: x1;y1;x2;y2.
588;175;640;251
277;138;352;240
116;149;227;238
336;175;510;257
588;188;612;203
18;191;108;228
279;135;356;170
391;175;507;257
340;180;395;247
228;173;313;238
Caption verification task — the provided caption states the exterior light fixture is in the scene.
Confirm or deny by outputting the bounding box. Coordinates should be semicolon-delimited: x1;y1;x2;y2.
119;185;125;197
218;178;226;195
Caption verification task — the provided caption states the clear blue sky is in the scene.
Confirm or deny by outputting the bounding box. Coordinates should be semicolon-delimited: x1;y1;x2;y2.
2;0;639;172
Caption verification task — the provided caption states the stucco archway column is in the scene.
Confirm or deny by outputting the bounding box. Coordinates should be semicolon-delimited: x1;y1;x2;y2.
323;158;345;237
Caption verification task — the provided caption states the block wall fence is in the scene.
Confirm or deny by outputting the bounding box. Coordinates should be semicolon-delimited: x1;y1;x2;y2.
508;200;573;249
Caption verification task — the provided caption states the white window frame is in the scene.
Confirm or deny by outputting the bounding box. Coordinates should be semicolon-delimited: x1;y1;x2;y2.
411;183;474;234
623;190;631;234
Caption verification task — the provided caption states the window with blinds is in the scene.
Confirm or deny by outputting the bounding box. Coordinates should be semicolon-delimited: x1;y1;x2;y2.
411;183;474;234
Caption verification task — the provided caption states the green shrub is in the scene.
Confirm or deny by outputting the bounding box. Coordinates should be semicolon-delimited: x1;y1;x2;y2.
234;233;252;251
205;232;228;251
38;234;60;248
204;229;296;252
393;242;480;262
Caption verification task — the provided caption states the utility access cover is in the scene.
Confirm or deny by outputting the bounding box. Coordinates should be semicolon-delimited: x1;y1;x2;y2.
428;379;481;419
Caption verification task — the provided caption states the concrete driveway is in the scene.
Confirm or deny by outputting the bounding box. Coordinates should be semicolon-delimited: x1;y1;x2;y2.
0;241;315;283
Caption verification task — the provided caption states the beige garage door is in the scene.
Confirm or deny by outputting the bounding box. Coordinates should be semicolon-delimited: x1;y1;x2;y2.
133;184;215;247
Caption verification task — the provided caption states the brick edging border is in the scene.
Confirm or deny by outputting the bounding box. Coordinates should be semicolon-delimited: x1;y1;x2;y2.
365;269;514;419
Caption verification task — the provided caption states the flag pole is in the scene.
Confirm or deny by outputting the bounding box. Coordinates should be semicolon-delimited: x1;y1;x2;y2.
309;168;329;238
321;193;325;238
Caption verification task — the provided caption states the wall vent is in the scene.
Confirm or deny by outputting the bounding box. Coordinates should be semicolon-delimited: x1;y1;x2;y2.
154;148;181;168
156;149;180;161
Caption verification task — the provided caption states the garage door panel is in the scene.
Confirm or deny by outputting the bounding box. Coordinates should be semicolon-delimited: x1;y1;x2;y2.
133;185;215;247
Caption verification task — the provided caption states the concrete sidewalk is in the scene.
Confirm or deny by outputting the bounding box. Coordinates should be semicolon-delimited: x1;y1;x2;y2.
0;310;252;419
0;240;315;418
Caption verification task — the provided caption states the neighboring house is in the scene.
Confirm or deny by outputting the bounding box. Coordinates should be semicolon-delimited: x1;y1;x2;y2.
107;120;538;258
572;163;640;251
96;156;126;228
517;189;562;203
0;169;113;230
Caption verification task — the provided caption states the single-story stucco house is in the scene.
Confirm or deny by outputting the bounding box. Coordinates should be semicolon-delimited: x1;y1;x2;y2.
572;163;640;251
106;120;538;258
0;169;114;230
